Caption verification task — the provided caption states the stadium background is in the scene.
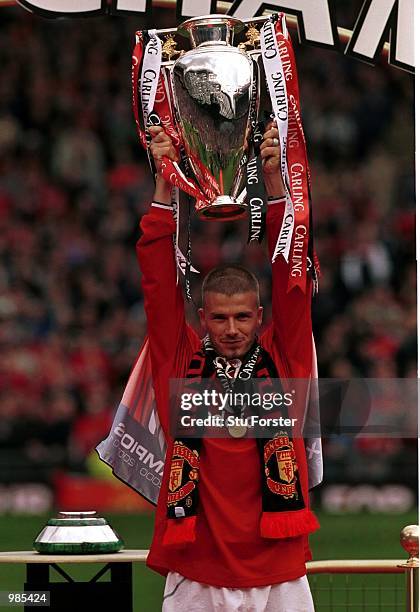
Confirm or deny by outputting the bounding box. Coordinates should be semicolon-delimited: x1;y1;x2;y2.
0;1;416;609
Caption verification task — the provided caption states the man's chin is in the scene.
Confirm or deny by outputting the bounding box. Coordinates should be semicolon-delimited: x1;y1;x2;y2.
217;342;250;359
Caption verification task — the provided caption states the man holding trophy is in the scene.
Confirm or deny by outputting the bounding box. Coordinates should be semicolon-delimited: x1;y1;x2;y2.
103;12;322;611
139;116;318;610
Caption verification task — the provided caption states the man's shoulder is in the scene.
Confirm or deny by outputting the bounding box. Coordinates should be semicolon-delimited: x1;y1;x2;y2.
186;323;201;350
260;322;282;366
260;322;274;348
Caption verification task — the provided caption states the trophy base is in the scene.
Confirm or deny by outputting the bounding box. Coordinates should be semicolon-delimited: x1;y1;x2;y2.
198;196;247;221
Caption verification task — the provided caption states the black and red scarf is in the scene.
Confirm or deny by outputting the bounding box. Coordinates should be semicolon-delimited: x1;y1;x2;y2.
163;337;319;546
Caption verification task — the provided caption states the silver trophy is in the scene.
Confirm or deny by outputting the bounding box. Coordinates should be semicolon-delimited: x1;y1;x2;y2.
138;15;268;221
172;16;256;219
33;511;124;554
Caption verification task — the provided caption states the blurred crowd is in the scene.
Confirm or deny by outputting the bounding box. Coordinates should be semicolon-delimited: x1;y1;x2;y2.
0;6;415;486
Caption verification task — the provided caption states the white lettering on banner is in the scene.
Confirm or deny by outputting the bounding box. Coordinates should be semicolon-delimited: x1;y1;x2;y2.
287;105;300;149
139;31;162;127
261;20;294;264
113;422;164;476
238;346;260;379
290;162;304;211
346;0;414;71
262;26;277;60
272;192;295;263
231;0;336;47
290;224;307;277
141;71;157;114
146;40;159;55
17;0;102;14
154;79;166;105
271;72;287;120
160;114;173;132
277;41;293;81
247;157;259;184
178;0;215;17
289;94;305;141
273;212;293;255
260;22;288;165
15;1;414;72
116;0;147;10
249;197;263;241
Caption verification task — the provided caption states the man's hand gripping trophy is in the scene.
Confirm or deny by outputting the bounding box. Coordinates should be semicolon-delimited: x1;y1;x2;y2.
149;122;285;203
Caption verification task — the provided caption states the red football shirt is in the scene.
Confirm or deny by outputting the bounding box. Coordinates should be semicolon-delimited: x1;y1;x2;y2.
137;201;315;587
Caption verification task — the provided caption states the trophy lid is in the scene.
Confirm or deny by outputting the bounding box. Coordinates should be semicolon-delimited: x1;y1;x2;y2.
178;15;245;48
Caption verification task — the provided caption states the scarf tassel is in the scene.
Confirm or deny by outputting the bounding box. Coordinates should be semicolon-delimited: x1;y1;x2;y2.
163;516;197;546
260;508;319;539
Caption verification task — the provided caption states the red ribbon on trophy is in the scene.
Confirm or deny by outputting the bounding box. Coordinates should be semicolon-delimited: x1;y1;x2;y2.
261;15;312;293
132;30;213;210
132;16;316;292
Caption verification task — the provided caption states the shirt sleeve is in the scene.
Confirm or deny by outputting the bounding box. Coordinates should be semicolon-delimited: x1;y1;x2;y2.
266;200;313;378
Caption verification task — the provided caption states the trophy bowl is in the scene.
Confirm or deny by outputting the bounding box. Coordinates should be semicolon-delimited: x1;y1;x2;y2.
171;15;255;220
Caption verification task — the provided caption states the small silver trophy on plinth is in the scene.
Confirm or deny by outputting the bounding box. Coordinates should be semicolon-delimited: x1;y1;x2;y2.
33;511;124;555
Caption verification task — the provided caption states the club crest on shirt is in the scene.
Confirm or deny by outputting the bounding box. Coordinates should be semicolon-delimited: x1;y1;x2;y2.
167;442;199;505
264;433;298;499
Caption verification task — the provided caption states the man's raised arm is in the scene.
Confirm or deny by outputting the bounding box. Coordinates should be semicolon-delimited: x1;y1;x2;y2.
136;127;188;382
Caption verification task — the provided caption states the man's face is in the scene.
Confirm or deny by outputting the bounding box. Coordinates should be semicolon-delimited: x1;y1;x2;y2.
198;291;263;359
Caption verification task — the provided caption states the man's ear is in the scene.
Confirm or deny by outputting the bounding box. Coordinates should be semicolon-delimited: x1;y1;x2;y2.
257;306;264;327
198;307;206;329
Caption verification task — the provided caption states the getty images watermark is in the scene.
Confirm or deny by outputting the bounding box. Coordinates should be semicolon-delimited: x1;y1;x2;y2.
169;379;309;439
169;378;418;439
179;388;299;433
